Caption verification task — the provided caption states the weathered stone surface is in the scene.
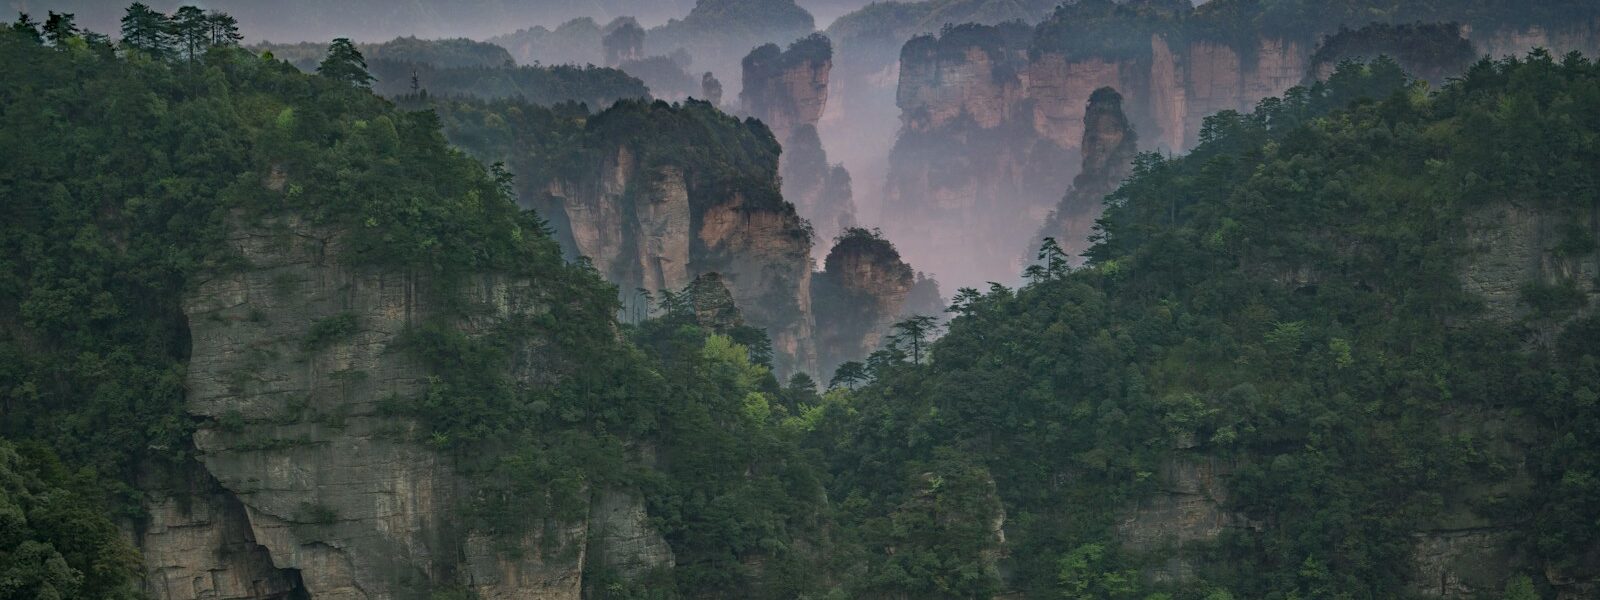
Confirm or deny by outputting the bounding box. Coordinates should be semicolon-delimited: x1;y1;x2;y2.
588;490;675;581
163;212;673;599
742;40;832;148
1115;455;1239;584
543;142;818;377
136;463;303;600
1460;202;1600;333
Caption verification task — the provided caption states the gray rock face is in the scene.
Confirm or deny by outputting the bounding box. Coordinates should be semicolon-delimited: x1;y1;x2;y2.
1114;455;1240;584
1461;202;1600;332
548;145;818;376
148;212;672;599
136;463;303;600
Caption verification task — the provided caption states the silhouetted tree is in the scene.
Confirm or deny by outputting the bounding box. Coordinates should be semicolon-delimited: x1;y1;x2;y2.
12;13;42;43
889;315;940;364
830;361;868;390
43;11;79;46
119;4;170;58
171;6;208;62
318;38;373;87
206;10;241;46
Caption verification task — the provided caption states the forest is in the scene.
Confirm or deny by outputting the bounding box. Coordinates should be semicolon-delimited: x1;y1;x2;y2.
3;2;1600;599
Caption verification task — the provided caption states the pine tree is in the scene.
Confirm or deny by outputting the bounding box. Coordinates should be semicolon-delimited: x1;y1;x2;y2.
11;13;42;43
119;3;172;59
42;11;78;46
830;361;868;390
317;38;373;87
206;11;242;47
171;6;209;62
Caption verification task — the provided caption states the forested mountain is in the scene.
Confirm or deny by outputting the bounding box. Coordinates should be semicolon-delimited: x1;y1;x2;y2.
0;10;825;598
5;3;1600;600
812;52;1600;598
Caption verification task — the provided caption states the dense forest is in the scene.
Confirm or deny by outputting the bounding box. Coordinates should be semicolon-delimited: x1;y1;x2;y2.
4;2;1600;600
811;52;1600;598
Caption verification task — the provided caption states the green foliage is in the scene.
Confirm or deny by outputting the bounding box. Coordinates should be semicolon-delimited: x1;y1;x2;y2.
302;312;360;351
318;37;373;87
0;440;142;600
813;53;1600;598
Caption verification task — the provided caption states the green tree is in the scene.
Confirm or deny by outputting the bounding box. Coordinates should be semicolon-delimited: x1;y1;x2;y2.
205;10;241;47
118;3;171;58
41;11;77;46
11;13;41;43
1037;236;1069;278
171;6;209;62
830;361;868;390
888;314;940;364
318;37;374;87
1501;575;1540;600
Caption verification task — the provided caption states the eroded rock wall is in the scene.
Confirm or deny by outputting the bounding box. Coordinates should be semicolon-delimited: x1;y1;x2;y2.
155;213;673;600
545;145;818;376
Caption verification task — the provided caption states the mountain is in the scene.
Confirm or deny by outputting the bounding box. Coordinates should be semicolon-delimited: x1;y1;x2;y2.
811;50;1600;598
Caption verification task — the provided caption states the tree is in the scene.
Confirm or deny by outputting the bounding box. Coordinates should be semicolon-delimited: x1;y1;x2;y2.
888;315;940;364
42;11;78;46
206;10;242;47
318;38;374;87
119;3;171;58
12;13;42;43
1037;236;1069;278
830;361;868;390
171;6;209;62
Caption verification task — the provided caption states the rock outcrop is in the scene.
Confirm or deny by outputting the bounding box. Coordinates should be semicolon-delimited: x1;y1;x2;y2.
1039;87;1139;259
150;213;674;599
741;34;833;148
539;137;818;376
811;228;915;377
742;34;860;261
701;72;723;107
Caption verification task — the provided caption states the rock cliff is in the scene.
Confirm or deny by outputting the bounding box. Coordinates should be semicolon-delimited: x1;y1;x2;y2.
741;34;833;149
529;99;818;377
811;228;916;378
1039;87;1139;259
742;34;860;261
431;98;820;377
543;143;818;376
142;213;675;599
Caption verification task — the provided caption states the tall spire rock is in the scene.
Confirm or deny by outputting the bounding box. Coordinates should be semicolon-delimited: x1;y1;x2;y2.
740;33;832;146
1040;86;1138;260
812;228;916;378
742;34;860;255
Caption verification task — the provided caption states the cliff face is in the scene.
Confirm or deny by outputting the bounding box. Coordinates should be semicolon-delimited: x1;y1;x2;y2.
812;229;916;377
740;36;833;147
544;144;818;376
139;213;673;599
1039;87;1139;258
882;22;1071;289
742;35;861;251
